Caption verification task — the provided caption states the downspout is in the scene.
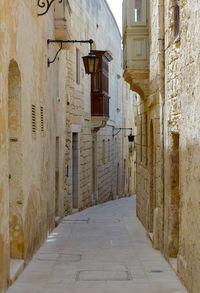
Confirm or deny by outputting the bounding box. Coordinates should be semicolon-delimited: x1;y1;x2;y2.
158;0;165;253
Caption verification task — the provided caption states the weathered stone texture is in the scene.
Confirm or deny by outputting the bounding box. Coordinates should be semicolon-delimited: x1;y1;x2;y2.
0;0;136;291
123;0;200;292
0;1;67;291
63;0;136;213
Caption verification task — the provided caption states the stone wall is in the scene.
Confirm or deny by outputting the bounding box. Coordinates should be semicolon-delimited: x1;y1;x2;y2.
123;0;200;292
0;1;67;291
164;1;200;292
134;0;164;251
0;0;136;291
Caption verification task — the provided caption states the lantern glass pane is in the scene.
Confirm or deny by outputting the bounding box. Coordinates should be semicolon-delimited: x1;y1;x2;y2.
88;57;95;73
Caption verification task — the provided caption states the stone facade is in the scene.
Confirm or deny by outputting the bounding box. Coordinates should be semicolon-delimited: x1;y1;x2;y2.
0;2;65;290
0;0;135;291
123;0;200;292
63;0;136;214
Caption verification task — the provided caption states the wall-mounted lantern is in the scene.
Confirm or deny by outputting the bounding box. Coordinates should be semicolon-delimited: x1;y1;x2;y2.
128;133;135;142
38;0;63;16
47;39;99;74
82;52;99;75
113;127;135;142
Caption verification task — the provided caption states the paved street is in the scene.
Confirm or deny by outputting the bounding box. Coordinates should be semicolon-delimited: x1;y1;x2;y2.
8;197;188;293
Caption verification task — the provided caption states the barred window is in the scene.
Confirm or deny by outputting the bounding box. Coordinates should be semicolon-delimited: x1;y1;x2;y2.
31;104;36;135
40;106;44;133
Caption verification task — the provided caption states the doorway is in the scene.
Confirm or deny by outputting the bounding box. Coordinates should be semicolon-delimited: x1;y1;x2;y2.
169;133;180;258
116;163;120;198
55;136;60;216
92;135;98;204
149;120;155;233
8;60;24;282
72;133;80;209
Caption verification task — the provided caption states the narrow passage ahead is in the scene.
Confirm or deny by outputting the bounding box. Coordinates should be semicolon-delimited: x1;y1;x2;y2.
8;197;187;293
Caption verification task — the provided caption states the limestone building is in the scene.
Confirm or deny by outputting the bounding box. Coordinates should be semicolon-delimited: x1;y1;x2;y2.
0;0;135;291
123;0;200;292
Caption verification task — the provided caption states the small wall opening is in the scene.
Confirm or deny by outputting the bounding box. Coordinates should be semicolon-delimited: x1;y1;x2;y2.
8;60;24;262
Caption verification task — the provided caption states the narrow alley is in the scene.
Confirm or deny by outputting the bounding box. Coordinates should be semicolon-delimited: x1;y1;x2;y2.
8;197;187;293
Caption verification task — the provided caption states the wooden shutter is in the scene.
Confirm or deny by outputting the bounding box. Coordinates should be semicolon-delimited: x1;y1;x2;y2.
101;57;109;95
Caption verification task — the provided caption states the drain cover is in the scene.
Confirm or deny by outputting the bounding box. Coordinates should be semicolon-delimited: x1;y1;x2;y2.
62;218;89;224
76;270;132;281
36;253;81;262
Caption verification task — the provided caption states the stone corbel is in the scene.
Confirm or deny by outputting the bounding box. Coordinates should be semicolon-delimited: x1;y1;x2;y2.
91;117;108;132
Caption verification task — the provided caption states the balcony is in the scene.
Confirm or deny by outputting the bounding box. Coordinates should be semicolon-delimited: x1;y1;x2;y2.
91;93;110;118
90;50;113;132
123;0;149;98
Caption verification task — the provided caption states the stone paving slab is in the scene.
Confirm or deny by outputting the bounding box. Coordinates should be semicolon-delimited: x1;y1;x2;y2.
7;197;188;293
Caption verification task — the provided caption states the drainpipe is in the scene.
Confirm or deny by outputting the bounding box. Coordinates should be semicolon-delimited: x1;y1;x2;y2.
158;0;165;253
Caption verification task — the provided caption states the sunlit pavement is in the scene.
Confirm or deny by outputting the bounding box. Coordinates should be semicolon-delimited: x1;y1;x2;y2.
8;197;188;293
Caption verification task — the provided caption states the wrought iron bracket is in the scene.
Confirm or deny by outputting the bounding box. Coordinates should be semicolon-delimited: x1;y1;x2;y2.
112;127;133;137
47;39;93;67
38;0;63;16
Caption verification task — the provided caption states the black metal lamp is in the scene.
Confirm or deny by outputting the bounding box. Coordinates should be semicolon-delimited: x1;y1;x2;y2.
128;133;135;142
82;52;100;75
113;127;135;142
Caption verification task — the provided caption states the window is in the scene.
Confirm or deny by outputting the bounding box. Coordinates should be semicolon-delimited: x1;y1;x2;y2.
108;139;111;161
174;0;180;40
40;106;44;133
31;104;36;135
91;50;112;118
93;73;99;91
102;139;105;164
135;0;142;22
56;58;60;99
76;48;80;84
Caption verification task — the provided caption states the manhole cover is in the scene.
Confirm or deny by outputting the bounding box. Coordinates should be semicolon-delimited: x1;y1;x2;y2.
92;219;120;224
76;270;132;281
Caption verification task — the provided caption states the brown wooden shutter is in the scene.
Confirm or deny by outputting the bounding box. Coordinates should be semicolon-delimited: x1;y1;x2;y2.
101;57;109;95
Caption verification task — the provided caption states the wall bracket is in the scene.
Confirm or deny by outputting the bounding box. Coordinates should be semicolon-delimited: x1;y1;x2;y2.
38;0;63;16
112;127;133;137
47;39;93;67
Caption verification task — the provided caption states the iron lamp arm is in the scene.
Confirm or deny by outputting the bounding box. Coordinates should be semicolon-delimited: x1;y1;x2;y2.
47;39;94;67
